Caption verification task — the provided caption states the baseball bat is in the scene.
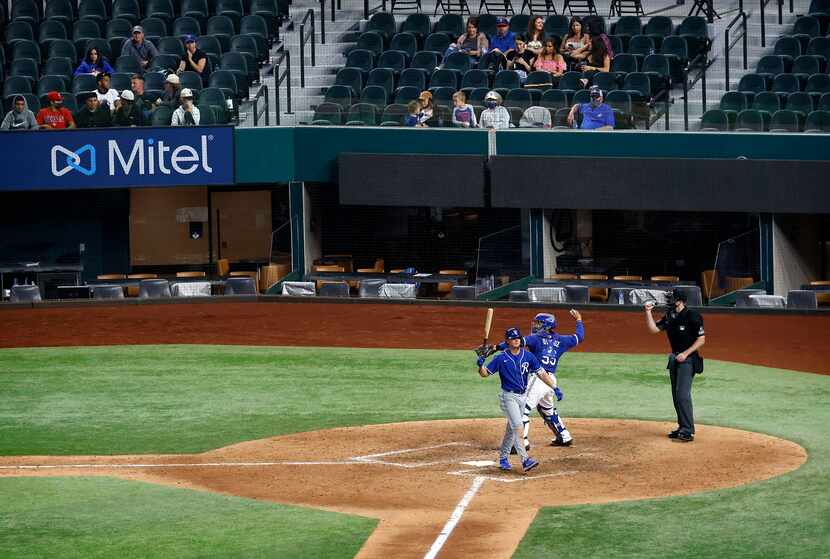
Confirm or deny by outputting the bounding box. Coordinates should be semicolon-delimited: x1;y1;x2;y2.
483;308;494;346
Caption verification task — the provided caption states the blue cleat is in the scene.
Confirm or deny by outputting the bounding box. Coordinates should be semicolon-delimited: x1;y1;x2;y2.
499;457;512;471
522;457;539;473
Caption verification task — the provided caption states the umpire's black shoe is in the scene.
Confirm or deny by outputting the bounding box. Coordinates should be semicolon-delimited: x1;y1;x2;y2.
668;430;680;439
674;433;694;442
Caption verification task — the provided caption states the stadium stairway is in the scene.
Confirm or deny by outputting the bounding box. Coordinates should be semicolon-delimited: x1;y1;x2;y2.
241;0;805;129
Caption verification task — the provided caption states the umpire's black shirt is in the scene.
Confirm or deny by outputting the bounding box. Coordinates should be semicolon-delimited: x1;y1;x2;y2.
657;307;705;356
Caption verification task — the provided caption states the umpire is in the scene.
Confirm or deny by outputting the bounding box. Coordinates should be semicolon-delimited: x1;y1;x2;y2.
644;289;706;442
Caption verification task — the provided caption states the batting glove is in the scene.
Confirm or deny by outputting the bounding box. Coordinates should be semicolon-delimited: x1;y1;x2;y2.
476;356;486;367
553;387;564;401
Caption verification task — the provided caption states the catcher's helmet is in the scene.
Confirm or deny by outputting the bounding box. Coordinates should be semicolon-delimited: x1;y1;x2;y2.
504;327;522;340
532;313;556;334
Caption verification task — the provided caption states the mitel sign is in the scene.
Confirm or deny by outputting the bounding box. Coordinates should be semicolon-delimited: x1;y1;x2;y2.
1;126;234;190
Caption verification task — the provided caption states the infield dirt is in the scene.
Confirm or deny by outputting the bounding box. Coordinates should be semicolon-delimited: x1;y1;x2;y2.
0;418;807;558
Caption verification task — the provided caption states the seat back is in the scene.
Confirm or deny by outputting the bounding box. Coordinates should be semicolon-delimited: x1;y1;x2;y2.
225;276;258;295
402;13;431;38
92;285;125;300
138;279;172;299
312;102;343;124
390;32;417;59
10;284;42;303
357;31;384;57
700;109;729;131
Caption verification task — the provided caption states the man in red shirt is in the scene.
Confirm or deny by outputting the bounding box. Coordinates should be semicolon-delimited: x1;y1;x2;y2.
36;92;76;130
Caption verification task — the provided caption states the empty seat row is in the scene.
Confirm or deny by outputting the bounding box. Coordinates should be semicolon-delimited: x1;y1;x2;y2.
736;72;830;100
700;108;830;132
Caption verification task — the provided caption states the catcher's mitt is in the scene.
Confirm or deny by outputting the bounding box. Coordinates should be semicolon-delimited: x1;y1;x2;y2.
474;344;497;359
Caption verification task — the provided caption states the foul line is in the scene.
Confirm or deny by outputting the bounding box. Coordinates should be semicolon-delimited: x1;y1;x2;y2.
0;461;356;470
423;475;486;559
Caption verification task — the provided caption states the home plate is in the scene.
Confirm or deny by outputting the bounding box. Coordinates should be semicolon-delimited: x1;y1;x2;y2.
461;460;495;467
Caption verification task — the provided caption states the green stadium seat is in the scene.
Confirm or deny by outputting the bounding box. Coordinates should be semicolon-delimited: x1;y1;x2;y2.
390;33;417;61
152;104;174;125
434;14;464;40
182;0;210;20
401;13;431;39
735;109;770;132
345;49;375;76
366;12;396;41
525;71;554;92
544;15;569;38
786;91;815;116
643;15;673;49
334;67;363;97
398;67;426;91
12;0;41;27
311;102;343;125
366;68;394;97
804;109;830;132
80;0;109;25
510;14;531;35
207;15;235;52
541;88;570;110
378;51;406;74
430;68;459;90
146;0;175;23
356;32;384;58
324;84;353;110
699;109;730;131
113;0;141;25
345;102;378;126
410;51;439;79
381;103;409;125
393;85;420;104
360;85;388;109
753;91;782;117
424;33;451;55
770;109;802;132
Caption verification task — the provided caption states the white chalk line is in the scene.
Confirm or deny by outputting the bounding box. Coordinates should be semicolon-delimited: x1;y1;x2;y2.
0;460;357;470
423;475;486;559
449;468;579;484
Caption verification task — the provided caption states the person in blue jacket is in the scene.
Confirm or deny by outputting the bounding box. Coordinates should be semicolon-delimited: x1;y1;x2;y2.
74;46;115;77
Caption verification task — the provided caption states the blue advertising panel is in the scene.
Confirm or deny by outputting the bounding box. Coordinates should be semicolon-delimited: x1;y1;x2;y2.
0;126;234;190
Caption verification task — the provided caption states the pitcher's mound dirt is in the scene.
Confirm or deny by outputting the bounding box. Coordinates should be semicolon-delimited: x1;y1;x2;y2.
0;418;806;558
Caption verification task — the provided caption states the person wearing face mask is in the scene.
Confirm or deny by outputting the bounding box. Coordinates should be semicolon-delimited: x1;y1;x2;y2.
1;96;37;130
36;91;76;129
171;89;201;126
113;90;146;127
74;92;113;128
479;90;511;129
566;85;614;130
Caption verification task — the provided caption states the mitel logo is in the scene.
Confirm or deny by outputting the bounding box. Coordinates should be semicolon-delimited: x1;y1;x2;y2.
50;135;215;178
51;144;96;177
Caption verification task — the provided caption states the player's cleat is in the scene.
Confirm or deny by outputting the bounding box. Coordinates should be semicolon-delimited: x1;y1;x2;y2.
668;430;680;439
675;433;694;442
499;457;512;471
522;457;539;472
552;437;573;447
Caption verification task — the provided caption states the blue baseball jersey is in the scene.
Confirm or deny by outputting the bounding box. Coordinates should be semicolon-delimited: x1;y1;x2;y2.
485;349;543;394
523;321;585;374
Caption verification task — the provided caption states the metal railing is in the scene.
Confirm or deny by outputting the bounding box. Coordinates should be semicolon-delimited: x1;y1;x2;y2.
319;0;326;44
680;52;711;130
364;0;388;20
272;49;292;126
253;84;270;127
724;10;748;91
299;8;316;88
760;0;784;47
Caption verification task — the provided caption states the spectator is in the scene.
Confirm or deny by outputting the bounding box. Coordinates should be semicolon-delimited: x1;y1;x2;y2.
479;90;511;129
576;34;611;82
525;15;546;55
451;91;477;128
36;91;76;129
74;92;113;128
171;89;200;126
74;46;115;76
561;17;590;63
95;72;120;112
532;38;567;80
567;86;614;130
483;17;515;71
113;90;145;127
1;96;37;130
405;100;422;127
155;74;181;109
506;37;534;83
121;26;159;71
417;91;433;125
452;17;488;65
177;35;209;81
130;74;153;118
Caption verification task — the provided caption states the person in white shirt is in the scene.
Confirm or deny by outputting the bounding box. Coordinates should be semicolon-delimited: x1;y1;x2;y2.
479;90;512;129
94;72;120;113
171;88;200;126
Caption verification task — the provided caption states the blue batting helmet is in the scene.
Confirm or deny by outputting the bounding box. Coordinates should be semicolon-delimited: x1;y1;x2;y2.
532;313;556;334
504;327;522;340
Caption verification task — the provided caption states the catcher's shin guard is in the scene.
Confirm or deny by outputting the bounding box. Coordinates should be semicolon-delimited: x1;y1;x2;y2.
538;404;567;434
521;403;532;451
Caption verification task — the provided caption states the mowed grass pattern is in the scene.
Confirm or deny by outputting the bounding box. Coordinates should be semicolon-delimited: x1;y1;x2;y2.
1;345;829;558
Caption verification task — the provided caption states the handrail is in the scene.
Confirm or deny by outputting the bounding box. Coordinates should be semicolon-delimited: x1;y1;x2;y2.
364;0;388;20
687;52;709;113
319;0;326;44
759;0;780;47
724;10;748;91
253;84;270;127
272;49;292;126
299;8;316;88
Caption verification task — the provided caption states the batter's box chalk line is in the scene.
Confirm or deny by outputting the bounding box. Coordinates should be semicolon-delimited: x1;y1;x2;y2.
348;442;492;469
449;468;580;483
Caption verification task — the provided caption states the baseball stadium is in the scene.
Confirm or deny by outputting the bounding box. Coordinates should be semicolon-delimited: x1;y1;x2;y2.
1;0;829;558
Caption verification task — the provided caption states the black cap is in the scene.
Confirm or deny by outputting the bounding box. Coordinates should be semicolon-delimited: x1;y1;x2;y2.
669;288;687;302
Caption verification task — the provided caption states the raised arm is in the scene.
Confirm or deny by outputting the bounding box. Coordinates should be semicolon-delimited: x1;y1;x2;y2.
644;301;661;334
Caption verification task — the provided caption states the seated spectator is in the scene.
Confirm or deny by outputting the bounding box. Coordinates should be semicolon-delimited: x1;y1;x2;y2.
171;89;200;126
506;37;534;83
177;35;209;81
130;74;153;118
575;34;611;87
113;90;146;127
155;74;181;109
121;26;159;71
405;100;423;127
567;85;614;130
449;17;488;65
525;15;547;56
483;17;516;71
452;91;477;128
1;96;37;130
561;17;590;64
95;72;120;112
36;91;75;129
532;38;567;79
418;91;433;125
74;92;113;128
74;46;115;77
479;90;511;129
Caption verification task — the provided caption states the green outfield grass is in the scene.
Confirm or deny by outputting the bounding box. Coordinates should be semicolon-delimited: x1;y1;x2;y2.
1;345;828;558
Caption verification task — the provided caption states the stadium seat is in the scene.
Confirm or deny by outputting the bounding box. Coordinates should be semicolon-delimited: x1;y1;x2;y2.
410;51;439;78
443;51;472;74
477;14;498;38
324;84;353;109
80;0;109;25
139;279;172;299
198;105;220;124
606;89;633;115
430;68;460;90
660;36;689;84
39;75;70;97
593;71;619;93
611;53;639;80
230;35;260;79
544;15;569;38
770;109;802;132
819;92;830;111
572;89;591;105
198;36;223;60
771;74;801;99
319;282;350;298
506;88;534;110
377;50;406;74
524;71;554;91
461;69;490;93
786;91;815;116
241;15;271;49
356;31;384;57
220;52;249;89
217;0;244;26
113;0;141;25
44;58;74;84
174;17;203;39
643;15;673;49
48;39;78;65
198;87;229;121
366;12;397;41
107;19;133;42
393;85;420;104
4;76;33;99
774;36;802;66
115;55;143;74
44;0;73;28
434;14;464;39
10;284;42;303
806;37;830;68
792;16;821;53
179;71;204;92
786;290;817;309
755;55;786;84
424;33;451;55
398;67;426;91
510;14;531;35
207;15;235;52
753;91;782;116
92;285;125;300
401;13;431;39
13;40;42;64
12;0;41;27
468;87;489;106
10;59;40;86
622;72;651;103
429;87;455;108
345;102;378;126
642;54;671;93
311;102;341;126
209;69;239;100
792;56;821;84
158;36;186;58
5;21;35;46
737;73;768;104
735;109;770;132
39;20;69;49
806;73;830;100
492;69;522;94
390;32;417;60
366;68;394;97
675;16;710;59
182;0;210;20
345;49;375;76
146;0;175;23
804;109;830;132
335;67;363;97
380;103;408;125
224;277;257;295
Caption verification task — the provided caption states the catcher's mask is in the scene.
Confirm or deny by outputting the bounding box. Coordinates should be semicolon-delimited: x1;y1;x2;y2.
532;313;556;334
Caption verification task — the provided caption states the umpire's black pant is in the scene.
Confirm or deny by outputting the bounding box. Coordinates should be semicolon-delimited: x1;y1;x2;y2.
668;354;695;435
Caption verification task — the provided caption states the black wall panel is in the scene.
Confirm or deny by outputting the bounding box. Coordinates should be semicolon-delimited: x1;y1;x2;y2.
490;156;830;213
338;154;487;207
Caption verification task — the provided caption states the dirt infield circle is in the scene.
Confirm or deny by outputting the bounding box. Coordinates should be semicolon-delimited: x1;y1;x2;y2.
0;418;806;558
